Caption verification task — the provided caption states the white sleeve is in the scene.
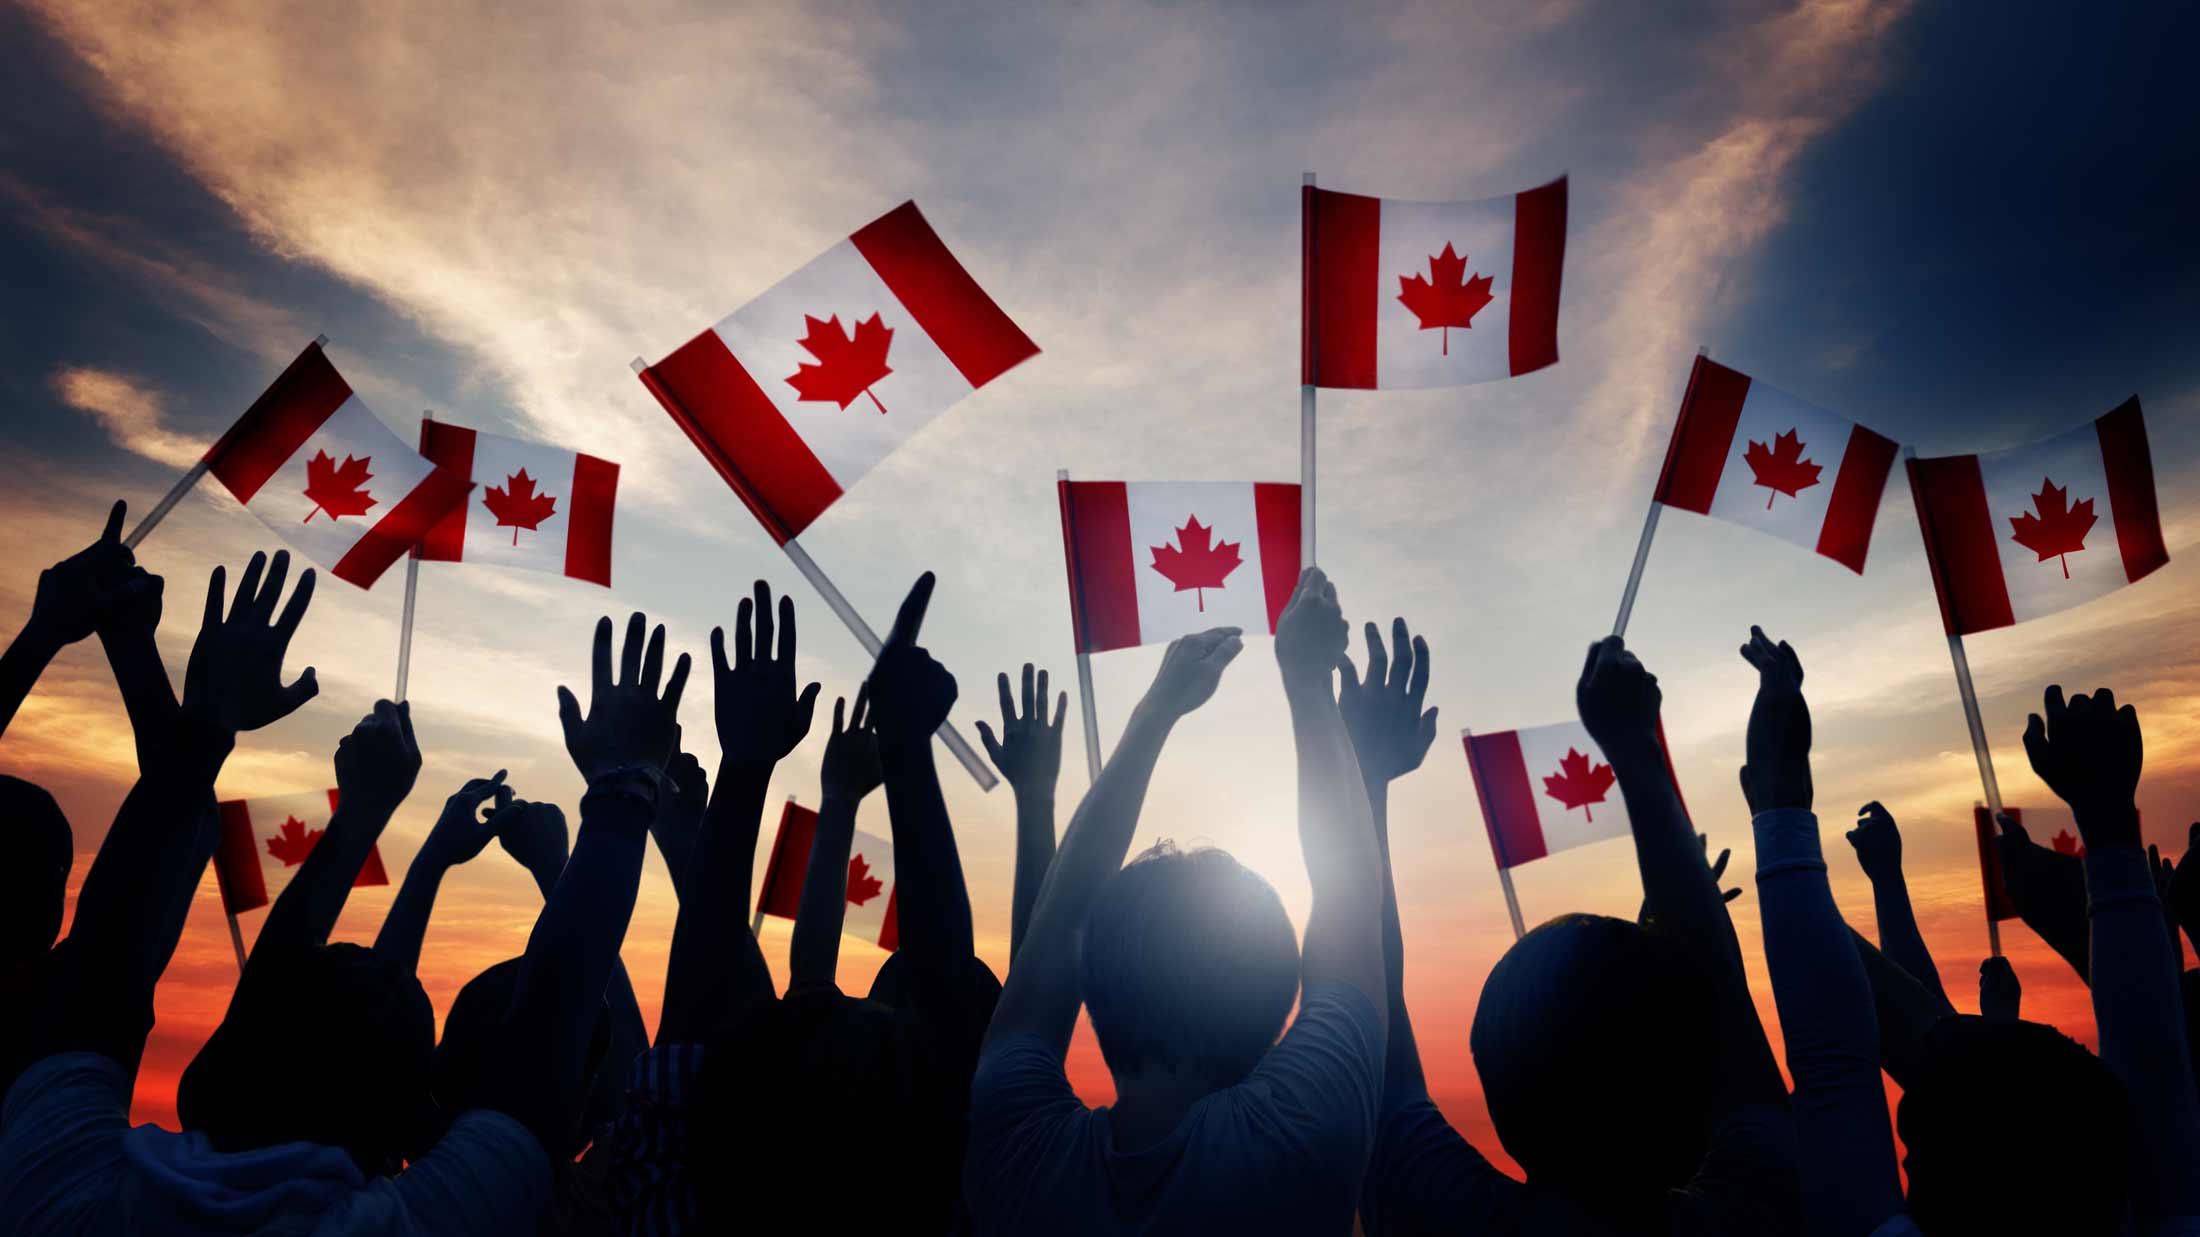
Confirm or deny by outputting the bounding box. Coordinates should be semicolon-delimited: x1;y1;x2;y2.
0;1053;132;1235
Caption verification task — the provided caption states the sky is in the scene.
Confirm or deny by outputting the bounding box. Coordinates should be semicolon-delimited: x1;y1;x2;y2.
4;0;2198;1166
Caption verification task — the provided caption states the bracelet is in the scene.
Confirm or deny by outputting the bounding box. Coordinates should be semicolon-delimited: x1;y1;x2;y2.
584;763;663;811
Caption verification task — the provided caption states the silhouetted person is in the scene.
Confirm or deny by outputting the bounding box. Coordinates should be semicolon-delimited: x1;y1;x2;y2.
0;777;71;1101
966;567;1389;1236
1362;632;1798;1235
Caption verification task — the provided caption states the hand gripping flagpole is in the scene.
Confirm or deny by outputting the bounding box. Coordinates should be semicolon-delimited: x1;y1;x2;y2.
392;411;431;703
123;334;330;550
1056;470;1105;783
1461;727;1527;941
632;359;997;791
1301;172;1319;567
1611;345;1707;639
1904;443;2006;958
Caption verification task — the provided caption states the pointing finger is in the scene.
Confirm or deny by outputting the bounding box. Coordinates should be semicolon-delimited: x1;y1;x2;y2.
886;571;935;649
101;499;126;543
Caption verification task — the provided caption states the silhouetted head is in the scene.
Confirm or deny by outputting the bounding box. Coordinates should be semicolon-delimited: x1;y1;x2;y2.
1899;1015;2133;1235
0;776;71;965
1471;913;1718;1200
178;942;434;1175
1081;841;1299;1089
432;957;616;1158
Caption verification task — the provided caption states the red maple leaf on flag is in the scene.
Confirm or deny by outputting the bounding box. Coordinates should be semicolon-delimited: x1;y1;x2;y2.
1541;748;1617;822
1148;515;1243;612
1396;243;1495;356
302;451;376;523
2050;829;2086;859
2007;477;2097;579
846;853;885;905
482;469;559;545
1742;428;1823;509
786;312;894;413
265;816;323;867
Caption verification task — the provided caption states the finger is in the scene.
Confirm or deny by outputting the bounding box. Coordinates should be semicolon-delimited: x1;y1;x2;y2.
1582;640;1603;684
273;567;316;645
2043;684;2067;729
1388;618;1413;692
641;623;666;693
254;550;290;624
1996;811;2032;844
663;652;693;711
279;668;319;715
101;500;126;543
776;591;797;667
1407;635;1431;708
711;626;730;681
493;782;514;815
833;695;848;737
619;612;645;685
733;594;755;669
852;681;870;731
1845;828;1863;848
230;552;267;623
1362;622;1390;690
1214;634;1245;666
997;672;1016;726
751;581;773;664
557;684;583;740
1052;691;1068;733
397;698;415;750
591;616;614;694
2023;713;2048;770
977;720;1003;765
1337;654;1362;695
201;565;226;632
886;571;935;649
1779;640;1803;685
1710;848;1732;879
1036;669;1050;716
2188;820;2200;851
793;681;821;737
1723;887;1743;903
1021;662;1035;719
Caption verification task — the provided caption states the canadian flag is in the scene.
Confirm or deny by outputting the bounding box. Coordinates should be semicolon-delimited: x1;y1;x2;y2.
1652;356;1900;573
415;421;619;586
638;201;1039;545
1974;803;2112;923
1464;722;1684;869
204;343;474;589
1058;480;1302;654
1303;177;1567;389
1909;398;2167;635
753;800;899;951
211;789;388;916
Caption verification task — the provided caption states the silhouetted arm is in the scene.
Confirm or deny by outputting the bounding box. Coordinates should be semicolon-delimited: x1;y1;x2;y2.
1848;930;1945;1090
498;800;651;1080
372;774;515;975
650;730;707;901
1;501;143;741
791;689;881;990
986;623;1244;1056
1844;802;1951;1010
978;664;1067;964
1995;811;2092;984
660;583;814;1042
2024;685;2200;1219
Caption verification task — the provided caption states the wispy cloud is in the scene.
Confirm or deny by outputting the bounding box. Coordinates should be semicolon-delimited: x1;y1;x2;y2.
50;366;204;468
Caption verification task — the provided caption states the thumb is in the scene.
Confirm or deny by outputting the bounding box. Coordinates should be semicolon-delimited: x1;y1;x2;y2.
557;685;583;742
281;668;319;714
976;720;1003;765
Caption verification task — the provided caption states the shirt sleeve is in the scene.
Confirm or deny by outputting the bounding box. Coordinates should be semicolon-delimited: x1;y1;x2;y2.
0;1052;132;1235
603;1043;706;1237
378;1109;549;1236
1235;983;1387;1177
2085;843;2200;1219
1752;808;1907;1236
1358;1092;1519;1237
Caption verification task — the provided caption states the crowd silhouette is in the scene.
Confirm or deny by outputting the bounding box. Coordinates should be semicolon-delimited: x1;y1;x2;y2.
1;503;2197;1235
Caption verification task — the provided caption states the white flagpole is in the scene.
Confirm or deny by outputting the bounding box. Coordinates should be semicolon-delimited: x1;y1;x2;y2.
124;333;330;550
1611;345;1708;639
225;909;248;972
1906;444;2006;958
631;358;997;791
1056;469;1105;783
1462;727;1528;941
392;410;431;704
1301;171;1318;566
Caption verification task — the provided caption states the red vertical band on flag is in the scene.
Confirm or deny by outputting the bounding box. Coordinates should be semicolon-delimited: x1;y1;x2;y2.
1059;481;1141;653
755;802;819;920
2095;397;2167;584
1303;188;1380;388
1653;356;1750;513
1907;455;2015;635
340;787;390;888
1816;424;1897;573
415;421;477;563
329;468;475;589
213;800;268;915
1974;805;2019;921
878;887;900;952
851;202;1038;389
642;332;843;545
1253;482;1303;634
1464;731;1547;869
1506;176;1567;377
206;344;353;504
565;453;619;587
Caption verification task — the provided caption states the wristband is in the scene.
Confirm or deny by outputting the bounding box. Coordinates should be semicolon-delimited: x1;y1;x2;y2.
585;763;663;812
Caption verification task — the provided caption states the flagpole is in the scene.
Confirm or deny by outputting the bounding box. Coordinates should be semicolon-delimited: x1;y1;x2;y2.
1612;346;1708;639
1462;727;1528;941
225;909;248;973
392;411;431;704
630;358;997;791
1056;469;1106;783
1905;444;2006;957
124;333;330;549
1300;171;1318;566
1495;868;1526;942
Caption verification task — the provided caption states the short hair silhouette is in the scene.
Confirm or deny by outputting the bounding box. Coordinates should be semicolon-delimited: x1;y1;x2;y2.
0;776;71;964
1080;841;1299;1086
432;956;614;1158
178;942;435;1176
1898;1015;2134;1235
1471;913;1719;1199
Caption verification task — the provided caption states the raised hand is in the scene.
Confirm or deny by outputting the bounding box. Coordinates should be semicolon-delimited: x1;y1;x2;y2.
867;572;958;746
1846;801;1904;883
710;581;820;772
1273;566;1345;696
26;500;141;649
1738;625;1812;815
1978;956;2021;1020
1640;833;1742;925
332;700;423;816
416;771;512;869
2023;685;2143;846
977;664;1065;800
557;612;691;783
1994;811;2091;981
180;550;318;735
1575;635;1661;760
1147;627;1244;719
498;800;572;894
1338;618;1437;786
822;685;884;805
